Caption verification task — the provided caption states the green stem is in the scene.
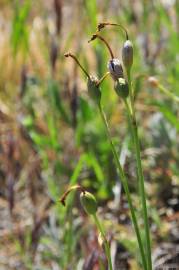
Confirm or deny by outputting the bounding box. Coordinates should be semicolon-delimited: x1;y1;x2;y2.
127;69;134;113
93;214;113;270
98;104;147;270
126;72;152;270
158;83;179;103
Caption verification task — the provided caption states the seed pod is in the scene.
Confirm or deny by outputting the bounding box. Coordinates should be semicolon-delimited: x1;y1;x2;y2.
122;40;133;70
87;76;101;104
80;191;97;215
107;58;124;81
114;78;129;98
64;53;101;105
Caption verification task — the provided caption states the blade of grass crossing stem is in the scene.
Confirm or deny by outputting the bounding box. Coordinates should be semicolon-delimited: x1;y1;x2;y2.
87;152;104;183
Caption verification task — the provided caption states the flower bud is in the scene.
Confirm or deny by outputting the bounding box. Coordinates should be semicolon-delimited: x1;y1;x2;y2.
122;40;133;70
114;78;129;98
87;76;101;104
107;58;124;81
148;76;159;88
80;191;97;215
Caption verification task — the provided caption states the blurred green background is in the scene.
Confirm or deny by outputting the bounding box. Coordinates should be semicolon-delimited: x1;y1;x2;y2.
0;0;179;269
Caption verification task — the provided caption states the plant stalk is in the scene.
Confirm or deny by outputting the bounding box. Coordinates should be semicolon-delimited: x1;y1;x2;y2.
126;70;152;270
93;214;113;270
98;103;148;270
158;83;179;103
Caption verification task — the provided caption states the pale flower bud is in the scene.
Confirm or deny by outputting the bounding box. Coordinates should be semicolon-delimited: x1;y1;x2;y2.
107;58;124;81
122;40;133;70
148;76;159;88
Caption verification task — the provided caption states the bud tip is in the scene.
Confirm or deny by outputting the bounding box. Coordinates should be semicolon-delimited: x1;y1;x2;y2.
64;52;70;57
88;34;97;43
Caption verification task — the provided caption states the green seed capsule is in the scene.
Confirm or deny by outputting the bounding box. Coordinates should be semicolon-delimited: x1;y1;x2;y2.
80;191;97;215
114;78;129;98
122;40;133;70
87;76;101;104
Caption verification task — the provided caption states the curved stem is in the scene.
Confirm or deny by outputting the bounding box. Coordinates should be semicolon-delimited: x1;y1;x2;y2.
93;214;113;270
97;22;129;40
148;77;179;104
125;73;152;270
96;72;110;87
64;52;90;79
88;34;114;59
98;103;148;270
158;83;179;103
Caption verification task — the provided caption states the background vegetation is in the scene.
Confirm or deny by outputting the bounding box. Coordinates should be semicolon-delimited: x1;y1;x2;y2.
0;0;179;269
